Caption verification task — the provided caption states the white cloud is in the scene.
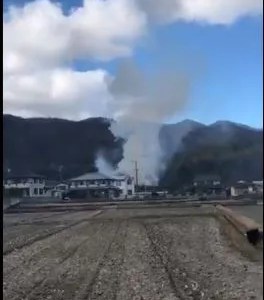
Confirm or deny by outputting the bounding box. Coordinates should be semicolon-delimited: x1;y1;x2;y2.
4;0;260;76
3;0;147;118
3;0;262;119
4;0;70;74
4;68;112;120
4;0;147;74
139;0;262;25
68;0;147;60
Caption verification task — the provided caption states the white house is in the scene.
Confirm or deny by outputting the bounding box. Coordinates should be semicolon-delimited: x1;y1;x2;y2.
193;174;221;187
252;181;263;194
230;182;254;197
44;181;69;198
3;173;46;197
68;172;135;199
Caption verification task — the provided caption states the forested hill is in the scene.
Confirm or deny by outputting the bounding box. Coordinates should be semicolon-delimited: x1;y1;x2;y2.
3;115;123;179
160;121;263;189
4;115;263;184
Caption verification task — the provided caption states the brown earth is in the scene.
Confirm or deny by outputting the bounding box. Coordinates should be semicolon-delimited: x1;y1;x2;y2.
3;207;263;300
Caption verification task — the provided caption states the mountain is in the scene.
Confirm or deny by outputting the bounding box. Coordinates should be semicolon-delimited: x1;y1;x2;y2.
159;119;205;161
3;115;124;179
210;120;257;130
3;115;263;184
160;121;263;189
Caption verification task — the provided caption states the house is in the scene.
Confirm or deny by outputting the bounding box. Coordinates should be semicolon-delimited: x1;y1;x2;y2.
230;182;254;197
193;174;221;187
68;172;135;199
55;182;69;193
66;186;122;200
3;172;46;197
192;174;226;197
252;181;263;194
44;180;58;197
44;181;69;197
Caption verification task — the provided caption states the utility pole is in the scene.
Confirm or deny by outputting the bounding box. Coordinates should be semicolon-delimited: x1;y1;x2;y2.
135;161;139;187
132;160;139;190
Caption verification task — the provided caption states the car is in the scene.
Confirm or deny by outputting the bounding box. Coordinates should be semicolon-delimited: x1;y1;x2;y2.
62;195;71;202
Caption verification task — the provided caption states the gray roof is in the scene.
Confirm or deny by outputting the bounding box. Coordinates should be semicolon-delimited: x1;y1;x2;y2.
70;172;131;182
70;172;112;181
233;183;252;189
4;172;45;180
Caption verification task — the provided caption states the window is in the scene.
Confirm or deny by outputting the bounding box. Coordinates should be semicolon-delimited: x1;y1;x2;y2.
128;190;132;195
39;189;43;195
34;188;38;195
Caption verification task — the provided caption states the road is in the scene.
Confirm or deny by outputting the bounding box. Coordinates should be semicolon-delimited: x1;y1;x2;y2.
3;207;263;300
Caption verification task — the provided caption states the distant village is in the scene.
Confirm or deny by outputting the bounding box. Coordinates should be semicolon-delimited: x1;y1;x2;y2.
3;170;263;201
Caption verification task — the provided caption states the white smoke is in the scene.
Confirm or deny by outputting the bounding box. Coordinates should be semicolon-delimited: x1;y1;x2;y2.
95;152;116;177
111;120;161;185
106;59;191;185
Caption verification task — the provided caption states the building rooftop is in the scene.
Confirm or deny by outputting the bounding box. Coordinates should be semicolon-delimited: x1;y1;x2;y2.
70;172;112;181
233;182;253;189
70;171;130;181
4;171;45;180
252;180;263;185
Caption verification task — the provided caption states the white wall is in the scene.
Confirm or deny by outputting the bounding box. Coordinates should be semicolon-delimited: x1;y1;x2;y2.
4;178;45;197
70;180;110;189
230;187;237;197
116;177;135;198
69;177;135;198
231;186;251;197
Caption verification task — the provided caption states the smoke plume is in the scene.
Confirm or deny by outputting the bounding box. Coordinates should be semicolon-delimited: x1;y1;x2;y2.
95;151;116;177
106;59;191;185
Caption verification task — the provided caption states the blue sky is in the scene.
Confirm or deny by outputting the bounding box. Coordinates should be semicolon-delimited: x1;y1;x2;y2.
160;18;263;127
111;17;262;127
3;0;263;128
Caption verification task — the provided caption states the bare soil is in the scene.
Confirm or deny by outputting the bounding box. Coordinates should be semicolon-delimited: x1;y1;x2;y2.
3;207;263;300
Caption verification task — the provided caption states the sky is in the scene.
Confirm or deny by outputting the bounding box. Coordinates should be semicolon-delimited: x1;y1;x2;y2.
3;0;263;128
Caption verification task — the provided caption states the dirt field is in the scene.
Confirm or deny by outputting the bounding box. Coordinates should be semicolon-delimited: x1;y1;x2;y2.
3;207;263;300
